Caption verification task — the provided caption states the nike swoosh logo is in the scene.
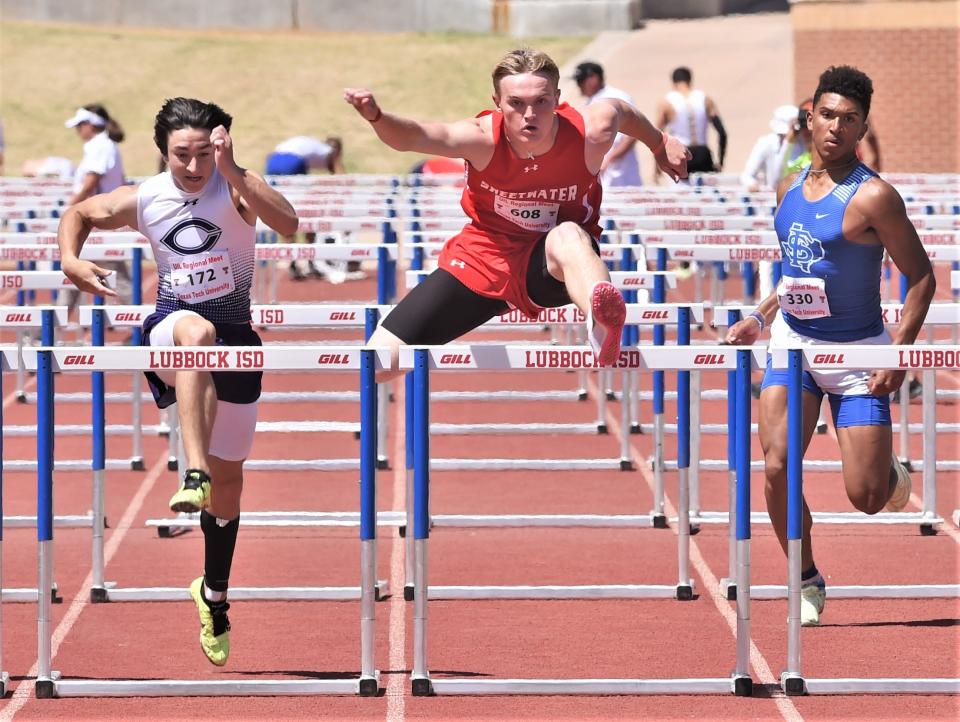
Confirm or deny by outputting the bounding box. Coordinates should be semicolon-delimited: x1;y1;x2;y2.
815;213;829;219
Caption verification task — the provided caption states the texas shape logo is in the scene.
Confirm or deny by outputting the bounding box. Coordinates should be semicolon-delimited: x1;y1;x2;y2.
783;222;824;273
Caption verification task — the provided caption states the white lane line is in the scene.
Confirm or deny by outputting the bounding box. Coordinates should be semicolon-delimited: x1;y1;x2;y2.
0;453;167;721
385;380;406;721
595;378;803;722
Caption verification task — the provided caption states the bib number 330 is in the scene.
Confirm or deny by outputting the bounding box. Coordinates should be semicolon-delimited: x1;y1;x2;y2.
778;276;831;319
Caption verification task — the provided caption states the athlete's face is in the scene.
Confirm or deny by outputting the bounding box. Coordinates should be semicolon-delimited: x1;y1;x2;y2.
810;93;867;163
165;127;216;193
493;72;560;151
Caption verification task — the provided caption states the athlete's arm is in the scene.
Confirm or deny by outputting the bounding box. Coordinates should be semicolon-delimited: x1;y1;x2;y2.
343;88;492;167
859;180;935;395
584;99;690;182
211;125;299;236
706;97;727;170
57;184;139;298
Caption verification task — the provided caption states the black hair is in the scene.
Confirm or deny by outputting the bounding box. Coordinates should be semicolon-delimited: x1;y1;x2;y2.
574;61;604;84
672;67;692;84
83;103;124;143
153;97;233;156
813;66;873;118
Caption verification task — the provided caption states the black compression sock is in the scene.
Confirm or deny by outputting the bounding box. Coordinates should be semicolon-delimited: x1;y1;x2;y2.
200;510;240;594
801;564;820;582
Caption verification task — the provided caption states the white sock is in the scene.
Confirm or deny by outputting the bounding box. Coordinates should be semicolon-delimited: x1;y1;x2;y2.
204;584;227;602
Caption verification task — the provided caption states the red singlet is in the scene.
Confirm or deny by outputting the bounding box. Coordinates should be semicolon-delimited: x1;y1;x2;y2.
438;103;603;318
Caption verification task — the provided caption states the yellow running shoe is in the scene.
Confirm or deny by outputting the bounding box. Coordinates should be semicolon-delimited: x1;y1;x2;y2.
169;469;211;513
189;576;230;666
885;454;912;512
800;579;826;627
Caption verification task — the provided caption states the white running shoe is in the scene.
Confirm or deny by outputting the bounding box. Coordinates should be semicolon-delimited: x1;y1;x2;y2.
586;281;626;367
885;454;913;512
800;578;826;627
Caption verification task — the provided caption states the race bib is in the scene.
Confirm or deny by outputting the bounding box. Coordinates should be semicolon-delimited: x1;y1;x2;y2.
169;250;235;303
778;276;831;319
493;196;559;233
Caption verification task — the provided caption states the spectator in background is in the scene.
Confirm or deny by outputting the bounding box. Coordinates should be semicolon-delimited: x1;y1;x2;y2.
657;67;727;175
64;104;129;306
573;61;642;187
265;135;344;175
66;104;126;205
741;104;806;192
0;118;5;175
264;135;359;282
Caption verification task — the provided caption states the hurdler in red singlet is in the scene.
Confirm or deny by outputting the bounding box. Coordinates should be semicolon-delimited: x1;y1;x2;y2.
345;48;690;380
440;104;602;318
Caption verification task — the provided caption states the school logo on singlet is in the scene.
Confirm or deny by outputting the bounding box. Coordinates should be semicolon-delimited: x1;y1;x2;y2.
158;218;223;255
782;222;824;273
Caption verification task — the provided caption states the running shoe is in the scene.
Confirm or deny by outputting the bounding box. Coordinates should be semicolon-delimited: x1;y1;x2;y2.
885;454;913;512
800;577;826;627
189;576;231;666
168;469;211;514
587;281;626;367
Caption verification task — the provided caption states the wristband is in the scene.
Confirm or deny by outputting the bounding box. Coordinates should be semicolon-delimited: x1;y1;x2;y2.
368;107;383;124
650;131;667;155
747;311;766;332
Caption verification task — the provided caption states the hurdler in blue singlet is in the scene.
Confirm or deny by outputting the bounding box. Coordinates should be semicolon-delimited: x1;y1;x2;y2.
774;163;884;342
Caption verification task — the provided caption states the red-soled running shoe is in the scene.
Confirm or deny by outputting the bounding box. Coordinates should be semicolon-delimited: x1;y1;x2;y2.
587;281;626;367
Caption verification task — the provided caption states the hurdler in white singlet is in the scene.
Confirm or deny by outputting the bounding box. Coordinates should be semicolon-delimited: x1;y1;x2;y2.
137;169;256;323
665;89;709;147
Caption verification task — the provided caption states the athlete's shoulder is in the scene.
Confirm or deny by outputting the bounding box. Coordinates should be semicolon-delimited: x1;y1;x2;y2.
775;171;801;206
850;173;905;219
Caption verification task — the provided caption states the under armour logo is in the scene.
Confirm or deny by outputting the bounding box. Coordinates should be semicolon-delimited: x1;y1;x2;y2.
523;164;539;173
183;199;199;207
449;259;466;269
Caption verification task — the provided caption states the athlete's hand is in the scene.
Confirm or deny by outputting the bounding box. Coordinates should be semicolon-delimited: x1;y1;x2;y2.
60;257;117;298
724;318;761;346
343;88;382;123
211;125;239;176
655;134;693;183
868;369;906;397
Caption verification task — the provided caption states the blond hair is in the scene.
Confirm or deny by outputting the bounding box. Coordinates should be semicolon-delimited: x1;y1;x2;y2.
492;48;560;94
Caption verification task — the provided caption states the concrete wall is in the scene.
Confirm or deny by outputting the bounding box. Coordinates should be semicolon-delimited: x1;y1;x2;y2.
643;0;788;18
792;0;959;172
0;0;643;34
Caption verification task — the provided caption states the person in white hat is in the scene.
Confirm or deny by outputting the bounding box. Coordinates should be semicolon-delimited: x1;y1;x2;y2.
65;104;126;205
740;104;806;192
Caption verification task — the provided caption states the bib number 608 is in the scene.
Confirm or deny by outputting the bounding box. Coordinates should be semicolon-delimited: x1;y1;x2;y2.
510;208;541;219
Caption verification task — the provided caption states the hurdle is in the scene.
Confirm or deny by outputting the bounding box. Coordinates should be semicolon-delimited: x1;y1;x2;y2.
402;343;761;695
21;343;386;697
776;345;960;696
0;346;12;695
707;302;959;533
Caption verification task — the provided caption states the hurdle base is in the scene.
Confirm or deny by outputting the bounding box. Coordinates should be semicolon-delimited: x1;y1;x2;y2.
630;423;641;434
577;390;588;401
1;671;8;698
167;458;178;471
732;674;753;697
781;672;807;696
412;676;434;696
597;424;608;434
605;391;616;401
101;581;389;602
130;457;145;471
719;578;737;600
676;584;694;601
35;672;61;699
920;523;938;536
619;459;633;471
427;677;740;695
377;457;389;470
16;392;27;404
404;584;414;601
652;514;668;529
816;422;827;435
49;677;373;697
899;457;914;472
157;525;191;538
90;586;109;603
358;676;380;697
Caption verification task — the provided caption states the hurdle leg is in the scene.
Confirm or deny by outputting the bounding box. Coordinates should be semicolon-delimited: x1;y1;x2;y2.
167;406;179;471
732;349;753;696
595;372;608;434
411;351;433;696
618;370;631;469
651;412;665;527
403;374;415;600
16;331;27;401
689;371;701;529
91;470;107;600
358;349;380;695
130;373;144;470
377;379;390;469
629;367;640;434
35;350;58;698
897;378;910;467
920;370;937;535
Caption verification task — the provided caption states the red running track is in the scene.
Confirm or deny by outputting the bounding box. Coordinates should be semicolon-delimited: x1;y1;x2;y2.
0;263;957;721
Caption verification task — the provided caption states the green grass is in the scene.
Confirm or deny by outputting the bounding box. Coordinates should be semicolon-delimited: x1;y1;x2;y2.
0;21;587;177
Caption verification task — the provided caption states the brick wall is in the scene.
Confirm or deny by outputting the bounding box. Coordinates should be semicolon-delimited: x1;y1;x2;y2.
792;1;959;173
